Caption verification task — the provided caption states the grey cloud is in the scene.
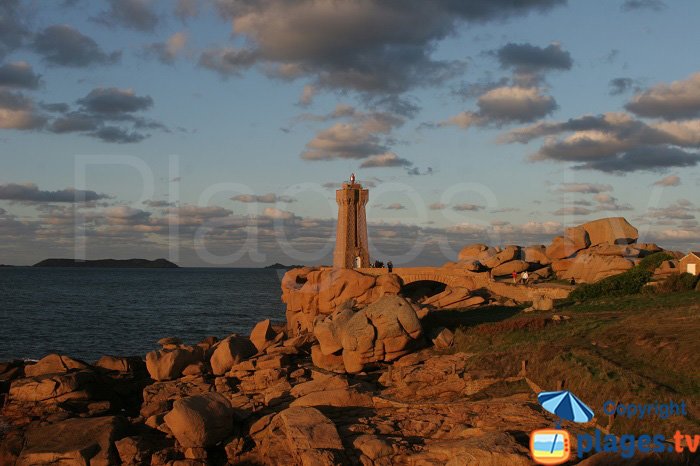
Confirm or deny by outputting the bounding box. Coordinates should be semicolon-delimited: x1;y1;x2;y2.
621;0;667;12
175;0;199;21
41;102;70;113
625;72;700;120
382;203;405;210
142;32;187;65
207;0;564;95
453;203;484;211
231;193;296;203
553;206;593;216
0;89;47;130
495;42;572;73
406;166;434;176
0;183;108;203
198;47;259;77
49;112;100;133
359;153;413;168
0;1;28;59
429;202;447;210
555;183;613;193
609;77;637;96
94;0;159;32
572;146;700;173
91;126;148;143
443;86;557;129
143;199;175;208
32;25;121;67
78;88;153;114
0;62;40;89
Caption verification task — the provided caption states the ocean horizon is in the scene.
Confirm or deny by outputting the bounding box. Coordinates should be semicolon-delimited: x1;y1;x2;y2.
0;267;287;362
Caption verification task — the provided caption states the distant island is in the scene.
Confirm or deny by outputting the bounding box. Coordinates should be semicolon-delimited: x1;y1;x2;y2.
33;258;179;268
264;263;304;270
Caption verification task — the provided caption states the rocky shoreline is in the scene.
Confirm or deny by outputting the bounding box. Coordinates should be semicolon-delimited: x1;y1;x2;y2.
0;217;693;465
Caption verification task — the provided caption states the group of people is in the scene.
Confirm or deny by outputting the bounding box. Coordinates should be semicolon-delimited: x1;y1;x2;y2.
511;270;530;285
369;259;393;272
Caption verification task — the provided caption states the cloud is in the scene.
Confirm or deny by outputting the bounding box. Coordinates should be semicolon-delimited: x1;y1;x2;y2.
301;108;405;161
453;203;485;211
94;0;159;32
382;203;405;210
555;183;613;193
175;0;199;21
32;25;121;67
231;193;295;203
359;152;412;168
406;166;434;176
91;126;147;143
0;1;28;59
621;0;667;12
298;85;316;107
625;72;700;120
494;42;572;84
77;87;153;114
653;174;681;187
198;47;259;77
262;207;295;219
0;90;46;130
0;62;40;89
646;200;697;221
609;77;637;96
205;0;564;95
429;202;446;210
143;199;174;208
443;86;557;129
142;32;187;64
502;112;700;172
0;182;108;203
572;146;700;173
553;206;594;216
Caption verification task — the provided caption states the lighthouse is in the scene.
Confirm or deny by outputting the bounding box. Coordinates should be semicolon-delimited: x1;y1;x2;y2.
333;174;369;269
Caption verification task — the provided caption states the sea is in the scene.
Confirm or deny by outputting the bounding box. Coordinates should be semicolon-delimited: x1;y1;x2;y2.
0;267;287;362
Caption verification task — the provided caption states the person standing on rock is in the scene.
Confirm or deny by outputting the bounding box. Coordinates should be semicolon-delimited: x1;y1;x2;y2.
521;270;529;285
387;261;393;273
511;271;517;284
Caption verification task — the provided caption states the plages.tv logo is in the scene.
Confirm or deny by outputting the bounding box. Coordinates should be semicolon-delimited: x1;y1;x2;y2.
530;390;595;465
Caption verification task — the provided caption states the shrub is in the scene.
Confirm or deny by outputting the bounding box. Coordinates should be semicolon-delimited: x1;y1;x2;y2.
638;251;674;272
569;267;652;301
653;272;699;294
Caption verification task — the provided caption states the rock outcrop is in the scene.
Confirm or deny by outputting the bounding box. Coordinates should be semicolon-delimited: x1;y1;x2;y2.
282;267;401;333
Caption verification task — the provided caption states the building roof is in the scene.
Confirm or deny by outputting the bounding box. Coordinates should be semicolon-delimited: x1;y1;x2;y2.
682;251;700;260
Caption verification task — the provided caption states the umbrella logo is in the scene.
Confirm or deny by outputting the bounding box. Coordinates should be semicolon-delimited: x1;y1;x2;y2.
530;391;595;465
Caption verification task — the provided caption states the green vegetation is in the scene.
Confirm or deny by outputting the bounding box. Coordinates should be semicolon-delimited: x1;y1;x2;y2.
649;272;700;294
567;251;673;302
569;267;652;301
446;292;700;436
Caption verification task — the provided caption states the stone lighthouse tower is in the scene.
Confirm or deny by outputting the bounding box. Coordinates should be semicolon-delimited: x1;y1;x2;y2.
333;173;369;269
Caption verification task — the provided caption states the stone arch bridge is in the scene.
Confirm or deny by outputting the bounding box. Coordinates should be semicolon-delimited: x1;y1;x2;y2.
358;266;571;302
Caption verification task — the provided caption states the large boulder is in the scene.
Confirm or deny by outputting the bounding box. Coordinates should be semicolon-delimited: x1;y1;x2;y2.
24;354;91;377
481;245;520;269
580;217;639;246
312;295;423;373
491;260;529;277
249;319;276;353
210;336;256;376
522;245;550;265
250;406;343;465
282;268;402;334
422;287;485;309
546;236;581;260
16;416;126;466
164;393;234;448
457;243;488;261
559;254;635;283
146;346;202;381
9;370;97;403
564;225;591;250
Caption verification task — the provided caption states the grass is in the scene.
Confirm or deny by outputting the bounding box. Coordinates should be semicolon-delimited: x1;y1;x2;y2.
443;291;700;437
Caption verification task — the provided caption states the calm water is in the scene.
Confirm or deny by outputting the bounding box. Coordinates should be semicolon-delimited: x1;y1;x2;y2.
0;267;287;362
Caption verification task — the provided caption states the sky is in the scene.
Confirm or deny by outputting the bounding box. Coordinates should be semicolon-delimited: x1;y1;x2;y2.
1;0;699;267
